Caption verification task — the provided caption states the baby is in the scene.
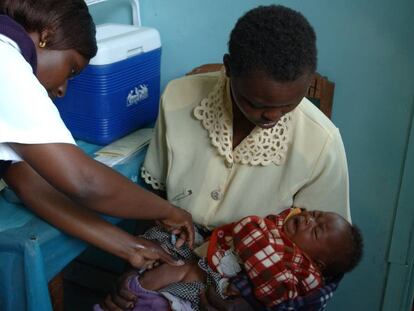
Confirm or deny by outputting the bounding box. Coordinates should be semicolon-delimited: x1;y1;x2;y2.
95;208;363;310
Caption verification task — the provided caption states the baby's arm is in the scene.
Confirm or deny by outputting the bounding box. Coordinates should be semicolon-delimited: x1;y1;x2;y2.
140;261;206;291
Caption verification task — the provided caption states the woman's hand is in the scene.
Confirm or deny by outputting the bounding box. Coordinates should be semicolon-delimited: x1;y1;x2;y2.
200;286;254;311
158;205;195;248
126;236;184;269
100;270;138;311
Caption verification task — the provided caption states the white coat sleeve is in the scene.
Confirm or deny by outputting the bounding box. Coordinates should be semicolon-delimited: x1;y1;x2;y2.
0;42;75;162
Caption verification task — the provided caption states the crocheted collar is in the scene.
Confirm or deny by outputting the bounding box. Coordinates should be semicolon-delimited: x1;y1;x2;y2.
193;70;293;166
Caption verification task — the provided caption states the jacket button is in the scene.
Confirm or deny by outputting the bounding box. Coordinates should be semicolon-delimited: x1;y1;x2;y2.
211;190;221;201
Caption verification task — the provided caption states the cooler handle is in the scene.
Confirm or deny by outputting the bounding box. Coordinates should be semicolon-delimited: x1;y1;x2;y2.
85;0;141;27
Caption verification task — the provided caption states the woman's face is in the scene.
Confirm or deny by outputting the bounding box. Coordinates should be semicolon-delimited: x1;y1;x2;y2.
35;46;88;99
229;69;311;129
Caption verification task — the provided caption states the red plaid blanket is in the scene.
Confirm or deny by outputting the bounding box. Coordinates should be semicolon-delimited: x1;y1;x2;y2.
207;209;323;307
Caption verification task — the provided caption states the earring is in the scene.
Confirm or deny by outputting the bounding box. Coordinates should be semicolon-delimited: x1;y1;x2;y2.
39;41;46;48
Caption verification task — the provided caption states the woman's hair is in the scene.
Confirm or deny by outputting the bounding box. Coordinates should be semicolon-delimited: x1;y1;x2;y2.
0;0;97;59
228;5;317;81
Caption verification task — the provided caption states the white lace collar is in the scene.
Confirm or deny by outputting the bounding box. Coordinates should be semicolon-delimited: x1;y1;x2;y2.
193;70;292;166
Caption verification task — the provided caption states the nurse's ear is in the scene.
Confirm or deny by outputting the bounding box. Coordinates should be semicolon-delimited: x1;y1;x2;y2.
223;54;231;78
28;29;51;49
38;29;52;48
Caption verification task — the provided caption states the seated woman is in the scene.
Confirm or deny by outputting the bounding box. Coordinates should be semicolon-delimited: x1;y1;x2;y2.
100;4;351;310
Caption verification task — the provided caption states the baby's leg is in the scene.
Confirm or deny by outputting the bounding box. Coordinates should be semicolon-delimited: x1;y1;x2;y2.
140;261;206;291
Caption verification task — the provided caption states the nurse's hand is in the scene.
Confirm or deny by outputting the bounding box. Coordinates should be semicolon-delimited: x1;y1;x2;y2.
159;205;195;249
127;236;184;269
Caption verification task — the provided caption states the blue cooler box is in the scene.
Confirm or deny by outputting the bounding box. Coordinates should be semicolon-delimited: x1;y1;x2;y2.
54;23;161;145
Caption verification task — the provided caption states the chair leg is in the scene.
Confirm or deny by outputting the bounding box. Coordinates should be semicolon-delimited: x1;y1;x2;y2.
48;272;64;311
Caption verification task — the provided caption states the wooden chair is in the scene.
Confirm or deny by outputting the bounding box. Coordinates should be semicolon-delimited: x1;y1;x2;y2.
186;64;335;119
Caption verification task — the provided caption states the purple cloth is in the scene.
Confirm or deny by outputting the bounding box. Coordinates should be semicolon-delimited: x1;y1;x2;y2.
93;275;170;311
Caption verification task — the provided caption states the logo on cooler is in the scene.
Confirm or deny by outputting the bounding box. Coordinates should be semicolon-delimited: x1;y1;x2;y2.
127;84;149;106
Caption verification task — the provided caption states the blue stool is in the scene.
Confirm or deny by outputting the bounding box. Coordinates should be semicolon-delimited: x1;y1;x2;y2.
0;140;147;311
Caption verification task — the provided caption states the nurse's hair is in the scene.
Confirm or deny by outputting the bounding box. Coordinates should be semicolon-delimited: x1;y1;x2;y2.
227;5;317;81
0;0;97;60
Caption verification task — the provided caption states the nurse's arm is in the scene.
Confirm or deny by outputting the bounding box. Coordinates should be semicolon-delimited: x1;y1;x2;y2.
3;161;180;268
9;142;188;222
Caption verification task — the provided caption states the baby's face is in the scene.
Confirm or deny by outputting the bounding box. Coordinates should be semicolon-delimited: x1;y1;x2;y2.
283;210;350;271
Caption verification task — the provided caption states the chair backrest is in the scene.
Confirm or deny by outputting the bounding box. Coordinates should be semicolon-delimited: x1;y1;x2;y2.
186;64;335;119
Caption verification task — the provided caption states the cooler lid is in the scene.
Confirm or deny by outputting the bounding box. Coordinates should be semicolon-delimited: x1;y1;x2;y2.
89;23;161;65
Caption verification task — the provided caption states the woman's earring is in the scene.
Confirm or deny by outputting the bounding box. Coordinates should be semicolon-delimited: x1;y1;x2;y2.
39;41;46;48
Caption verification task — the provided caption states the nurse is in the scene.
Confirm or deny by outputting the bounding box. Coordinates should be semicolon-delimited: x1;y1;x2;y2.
0;0;193;267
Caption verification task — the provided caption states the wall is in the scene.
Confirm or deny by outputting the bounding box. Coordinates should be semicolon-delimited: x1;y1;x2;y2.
90;1;414;310
383;104;414;310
